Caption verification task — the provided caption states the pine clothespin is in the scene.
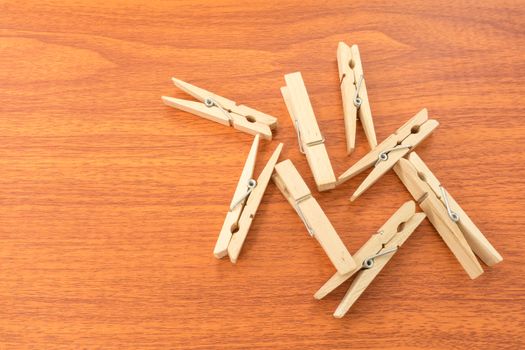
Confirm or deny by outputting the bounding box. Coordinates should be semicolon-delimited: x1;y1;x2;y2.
315;201;426;318
162;78;278;140
281;72;337;191
394;152;503;279
272;159;356;275
214;134;283;262
337;42;377;154
338;109;438;201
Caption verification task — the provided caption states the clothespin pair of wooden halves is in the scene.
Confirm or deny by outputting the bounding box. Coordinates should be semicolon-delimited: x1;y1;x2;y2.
394;152;503;279
272;159;356;275
162;78;278;140
281;72;337;192
315;201;426;318
338;108;439;200
214;134;283;262
337;42;377;154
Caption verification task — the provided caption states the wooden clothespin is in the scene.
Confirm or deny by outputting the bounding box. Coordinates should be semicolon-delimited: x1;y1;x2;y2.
315;201;426;318
338;108;438;201
272;159;356;275
394;152;503;279
214;134;283;263
337;42;377;154
281;72;337;191
162;78;278;140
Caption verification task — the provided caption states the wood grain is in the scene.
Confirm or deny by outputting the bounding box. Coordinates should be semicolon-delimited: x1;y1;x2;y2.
1;0;524;348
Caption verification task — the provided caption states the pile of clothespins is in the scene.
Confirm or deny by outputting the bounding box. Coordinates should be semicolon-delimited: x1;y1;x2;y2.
162;42;502;318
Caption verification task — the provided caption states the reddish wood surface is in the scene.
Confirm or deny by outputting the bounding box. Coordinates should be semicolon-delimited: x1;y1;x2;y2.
1;1;524;348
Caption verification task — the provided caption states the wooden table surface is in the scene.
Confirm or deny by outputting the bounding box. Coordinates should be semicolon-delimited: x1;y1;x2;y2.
1;1;524;348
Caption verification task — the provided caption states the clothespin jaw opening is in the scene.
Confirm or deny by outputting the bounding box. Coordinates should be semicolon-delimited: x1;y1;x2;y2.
314;201;426;318
394;152;502;279
337;42;377;154
272;159;356;274
162;78;278;140
337;108;438;201
214;134;283;263
281;72;337;191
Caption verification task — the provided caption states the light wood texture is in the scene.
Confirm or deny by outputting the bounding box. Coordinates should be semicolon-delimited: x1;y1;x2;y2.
282;72;337;191
337;42;377;154
407;152;503;266
162;95;274;140
315;200;424;299
337;109;439;201
273;159;356;274
228;143;283;263
214;134;260;258
349;118;438;201
394;152;503;278
394;157;484;279
2;0;524;348
337;42;358;154
162;78;278;140
171;78;279;130
338;110;427;182
333;209;426;318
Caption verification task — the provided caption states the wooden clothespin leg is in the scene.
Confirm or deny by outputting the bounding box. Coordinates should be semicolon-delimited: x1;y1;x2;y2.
337;42;377;154
272;159;356;275
314;201;426;318
337;108;439;201
394;152;502;279
214;134;260;259
162;78;278;140
281;72;337;191
214;134;283;263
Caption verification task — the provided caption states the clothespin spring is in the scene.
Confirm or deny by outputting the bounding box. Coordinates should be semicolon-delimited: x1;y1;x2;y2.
293;119;325;155
295;195;315;237
375;145;412;166
362;246;398;269
294;119;306;154
353;74;364;108
439;185;460;222
230;179;257;211
205;97;233;126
